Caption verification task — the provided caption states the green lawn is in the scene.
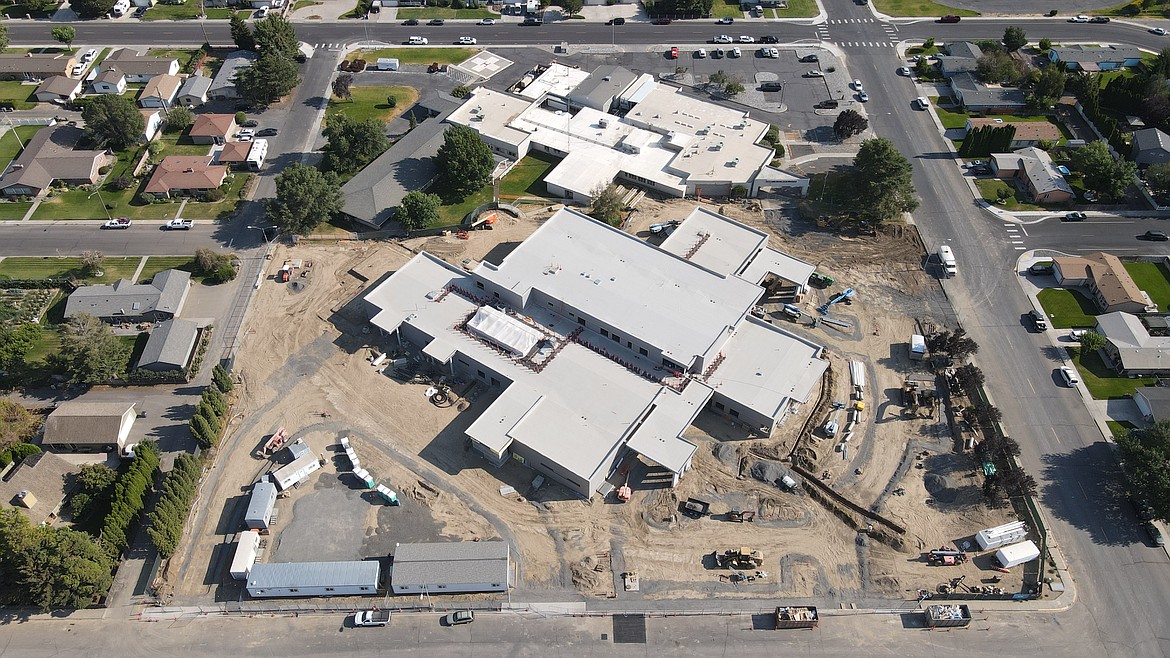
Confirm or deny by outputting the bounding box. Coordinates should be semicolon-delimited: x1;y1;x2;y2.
181;173;251;220
137;256;197;283
1125;261;1170;312
1106;419;1136;439
932;98;969;129
435;186;492;227
160;131;215;157
348;47;478;66
0;256;141;283
0;125;45;164
906;45;942;56
328;86;418;124
148;48;202;72
205;7;235;18
143;3;202;20
1037;288;1099;329
292;0;322;10
1067;346;1155;400
499;152;558;199
30;189;110;221
394;7;498;18
710;0;743;18
0;81;39;110
0;2;54;18
871;0;977;17
776;0;818;17
0;202;32;221
975;178;1044;211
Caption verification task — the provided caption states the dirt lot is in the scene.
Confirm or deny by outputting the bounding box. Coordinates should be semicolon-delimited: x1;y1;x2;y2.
165;200;1023;604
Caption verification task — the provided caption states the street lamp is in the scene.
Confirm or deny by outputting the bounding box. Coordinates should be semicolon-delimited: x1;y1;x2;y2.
247;224;276;245
88;189;112;222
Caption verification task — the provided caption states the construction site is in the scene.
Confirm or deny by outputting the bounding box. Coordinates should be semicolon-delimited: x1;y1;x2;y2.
164;197;1028;606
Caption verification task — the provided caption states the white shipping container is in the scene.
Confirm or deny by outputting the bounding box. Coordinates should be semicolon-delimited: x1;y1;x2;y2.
230;531;261;580
995;540;1040;569
975;520;1027;551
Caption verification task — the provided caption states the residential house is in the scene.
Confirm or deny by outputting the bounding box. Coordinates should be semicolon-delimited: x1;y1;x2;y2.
209;50;255;101
42;400;139;453
988;146;1074;204
0;125;113;197
136;318;199;372
948;72;1028;113
1133;386;1170;422
1096;311;1170;376
935;41;983;78
340;110;449;229
215;139;268;171
567;65;637;113
1049;45;1142;71
1052;252;1152;314
964;118;1063;149
1132;128;1170;167
140;109;163;142
189;113;236;145
177;74;212;108
143;155;228;199
0;452;75;527
91;67;127;95
33;76;82;103
0;53;77;81
65;268;191;323
102;48;179;82
138;73;182;109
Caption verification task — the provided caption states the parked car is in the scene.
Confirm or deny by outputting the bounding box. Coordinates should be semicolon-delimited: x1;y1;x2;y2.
729;47;741;58
717;16;733;24
1069;14;1089;22
1146;522;1165;547
1142;230;1169;241
669;46;678;59
1059;366;1080;387
81;49;98;62
1063;212;1086;222
851;79;863;90
352;610;391;627
257;128;279;137
102;217;131;230
403;18;419;25
799;54;819;63
1089;16;1110;22
1029;309;1049;331
712;48;725;58
428;18;444;25
408;36;428;45
607;17;624;25
521;16;542;25
738;35;755;43
478;17;495;25
652;17;672;24
915;96;930;109
713;34;733;44
236;129;255;139
761;35;778;44
71;64;85;77
897;66;911;75
804;70;823;77
760;82;783;92
457;36;477;45
254;7;268;19
241;119;259;128
443;611;475;626
857;91;869;102
815;99;839;109
696;48;707;58
164;219;194;231
1069;329;1086;341
133;5;146;16
1028;263;1054;275
938;14;960;23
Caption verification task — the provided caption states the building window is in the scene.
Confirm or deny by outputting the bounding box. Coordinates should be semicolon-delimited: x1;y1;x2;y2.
611;334;620;343
729;408;740;418
478;370;486;379
476;281;485;290
289;588;299;592
325;587;334;592
715;401;725;411
360;587;371;591
639;347;648;356
577;317;586;326
601;328;609;338
493;292;500;299
438;585;447;589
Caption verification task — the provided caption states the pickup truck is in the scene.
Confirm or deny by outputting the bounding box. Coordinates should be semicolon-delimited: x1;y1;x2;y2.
352;610;391;627
164;219;194;231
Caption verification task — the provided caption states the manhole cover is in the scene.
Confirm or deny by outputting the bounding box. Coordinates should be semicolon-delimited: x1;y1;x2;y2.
612;614;647;644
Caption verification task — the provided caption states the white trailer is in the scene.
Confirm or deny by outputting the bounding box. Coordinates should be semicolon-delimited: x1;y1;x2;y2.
909;334;926;361
230;531;261;580
994;540;1040;569
271;453;321;491
975;520;1028;551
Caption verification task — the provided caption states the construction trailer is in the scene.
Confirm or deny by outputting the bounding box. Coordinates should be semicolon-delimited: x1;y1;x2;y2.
230;531;261;580
909;334;926;361
246;560;381;598
924;604;971;628
244;480;278;531
994;540;1041;569
285;439;311;461
975;520;1028;551
271;453;321;491
390;541;511;594
774;606;819;629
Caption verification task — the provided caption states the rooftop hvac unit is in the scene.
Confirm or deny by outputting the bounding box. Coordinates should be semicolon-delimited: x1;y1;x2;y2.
598;118;608;128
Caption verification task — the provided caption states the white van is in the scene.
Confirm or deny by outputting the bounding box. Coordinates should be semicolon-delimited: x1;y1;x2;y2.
937;245;957;277
111;0;130;15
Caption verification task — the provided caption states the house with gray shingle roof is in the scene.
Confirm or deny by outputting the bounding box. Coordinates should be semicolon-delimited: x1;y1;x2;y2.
64;268;191;323
936;41;983;78
177;74;212;108
1049;45;1142;71
42;400;138;453
0;125;113;197
1133;128;1170;167
949;72;1028;112
136;318;199;372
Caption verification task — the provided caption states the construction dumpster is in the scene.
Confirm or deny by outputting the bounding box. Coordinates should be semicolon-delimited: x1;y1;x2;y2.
924;604;971;628
774;606;819;629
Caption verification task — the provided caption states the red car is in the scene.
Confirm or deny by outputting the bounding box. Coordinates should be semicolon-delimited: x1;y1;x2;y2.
938;15;960;23
669;46;678;59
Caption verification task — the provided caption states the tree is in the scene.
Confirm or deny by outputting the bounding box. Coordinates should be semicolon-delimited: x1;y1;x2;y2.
435;125;494;199
322;112;389;174
51;26;75;51
923;38;935;50
1030;63;1067;109
77;463;118;494
976;50;1023;85
0;510;115;611
708;70;730;88
332;73;353;100
953;363;985;392
0;400;37;450
833;109;868;140
70;0;116;19
1002;26;1027;52
1078;330;1106;352
0;24;8;53
1069;140;1137;200
589;183;624;227
724;81;744;96
165;105;194;133
264;163;343;235
190;413;216;449
1145;162;1170;197
82;95;145;151
230;11;256;52
212;364;234;392
850;138;919;222
55;313;130;385
253;14;299;60
914;56;931;77
395;191;441;232
194;247;231;275
1039;37;1052;51
235;52;299;107
560;0;582;14
1117;421;1170;522
0;324;41;373
80;250;104;277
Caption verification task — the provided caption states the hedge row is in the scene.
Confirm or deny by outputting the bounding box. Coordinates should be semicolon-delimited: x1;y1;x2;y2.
98;441;160;559
145;453;202;558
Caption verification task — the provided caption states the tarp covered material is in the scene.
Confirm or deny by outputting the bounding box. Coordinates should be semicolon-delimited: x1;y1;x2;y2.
910;334;926;358
466;305;544;357
849;360;865;391
995;540;1040;568
975;520;1027;551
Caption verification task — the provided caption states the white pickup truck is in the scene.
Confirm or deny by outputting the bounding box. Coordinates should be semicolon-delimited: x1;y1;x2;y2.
164;219;194;231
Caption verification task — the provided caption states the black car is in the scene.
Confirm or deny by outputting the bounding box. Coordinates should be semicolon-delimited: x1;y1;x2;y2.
257;128;279;137
522;16;542;25
403;18;418;25
1028;263;1054;275
1063;212;1086;222
1143;230;1170;241
428;18;445;25
1089;16;1110;22
607;17;624;24
760;82;783;92
133;5;146;16
799;54;819;63
241;119;259;128
815;99;839;109
761;35;778;44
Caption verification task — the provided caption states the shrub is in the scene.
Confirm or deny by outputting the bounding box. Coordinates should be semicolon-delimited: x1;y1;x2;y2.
212;262;237;283
451;0;464;7
200;188;226;203
111;176;132;191
451;85;471;99
234;111;247;125
387;95;397;108
351;59;367;72
98;165;111;175
212;364;234;392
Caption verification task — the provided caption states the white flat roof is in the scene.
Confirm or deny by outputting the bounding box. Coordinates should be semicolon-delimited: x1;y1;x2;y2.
739;248;817;288
625;382;709;473
446;87;533;146
518;62;590;99
474;208;762;366
659;206;767;276
706;318;827;420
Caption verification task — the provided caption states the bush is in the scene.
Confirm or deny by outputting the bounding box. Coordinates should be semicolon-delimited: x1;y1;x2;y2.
200;188;226;203
1047;8;1057;16
146;453;202;558
0;442;41;467
212;262;237;283
451;0;464;7
98;165;111;175
387;95;397;108
451;85;471;99
351;59;367;72
212;364;234;392
234;111;247;125
1039;38;1052;51
110;176;132;191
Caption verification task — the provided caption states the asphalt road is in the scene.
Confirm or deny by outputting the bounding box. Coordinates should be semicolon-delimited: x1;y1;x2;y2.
0;222;265;255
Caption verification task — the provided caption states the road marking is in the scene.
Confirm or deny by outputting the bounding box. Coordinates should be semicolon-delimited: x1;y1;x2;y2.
1015;247;1026;250
1011;241;1024;244
1021;226;1029;236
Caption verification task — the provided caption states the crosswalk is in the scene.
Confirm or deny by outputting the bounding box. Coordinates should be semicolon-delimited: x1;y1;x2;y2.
836;41;896;48
1004;223;1027;250
311;43;349;50
826;18;877;24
